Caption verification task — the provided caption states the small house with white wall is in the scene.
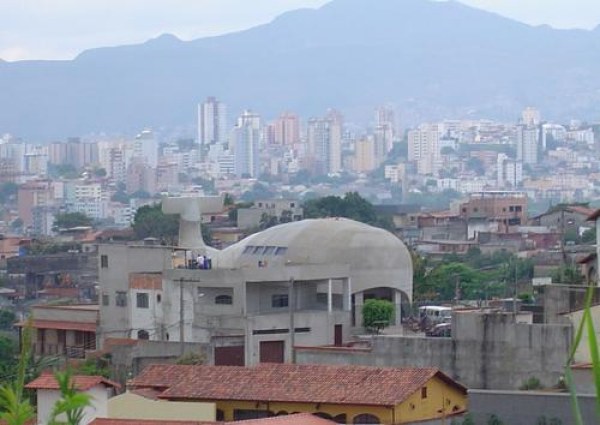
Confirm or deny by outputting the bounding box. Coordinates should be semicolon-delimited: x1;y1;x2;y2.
25;374;120;425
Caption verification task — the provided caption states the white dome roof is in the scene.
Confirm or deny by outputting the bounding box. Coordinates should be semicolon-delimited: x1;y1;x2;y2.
219;218;413;299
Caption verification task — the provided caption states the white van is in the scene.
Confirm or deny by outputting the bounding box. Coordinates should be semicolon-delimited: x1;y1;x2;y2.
418;306;452;325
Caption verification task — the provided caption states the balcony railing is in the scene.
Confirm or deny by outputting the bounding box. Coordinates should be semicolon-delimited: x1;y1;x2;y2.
32;343;89;359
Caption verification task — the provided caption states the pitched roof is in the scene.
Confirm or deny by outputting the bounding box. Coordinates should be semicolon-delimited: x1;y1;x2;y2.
25;373;121;391
130;363;466;407
90;413;336;425
90;420;213;425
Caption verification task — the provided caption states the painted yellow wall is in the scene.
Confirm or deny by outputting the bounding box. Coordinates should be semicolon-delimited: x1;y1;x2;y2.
213;400;393;423
198;376;466;424
108;392;216;421
395;376;467;424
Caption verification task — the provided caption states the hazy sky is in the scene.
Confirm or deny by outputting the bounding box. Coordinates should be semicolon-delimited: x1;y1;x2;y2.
1;0;599;61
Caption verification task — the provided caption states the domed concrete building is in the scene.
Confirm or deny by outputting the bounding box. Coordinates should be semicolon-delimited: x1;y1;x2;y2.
220;218;413;324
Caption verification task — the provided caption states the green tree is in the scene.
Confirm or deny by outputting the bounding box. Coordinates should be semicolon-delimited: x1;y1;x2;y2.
0;336;16;376
279;210;293;224
0;310;16;331
303;192;378;225
111;190;129;204
362;299;395;332
223;193;234;206
92;168;106;178
53;213;93;231
552;265;584;285
259;213;279;230
176;351;206;365
581;227;596;244
417;263;485;302
466;157;485;176
132;203;179;243
0;323;34;425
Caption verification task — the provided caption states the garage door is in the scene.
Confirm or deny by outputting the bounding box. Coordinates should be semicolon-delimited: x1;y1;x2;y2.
259;340;284;363
214;346;245;366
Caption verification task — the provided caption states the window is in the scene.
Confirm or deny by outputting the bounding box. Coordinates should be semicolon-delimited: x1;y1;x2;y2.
515;205;522;212
272;294;289;308
156;294;162;303
263;246;276;255
243;246;254;254
353;414;380;424
102;294;109;306
290;203;295;208
421;386;428;399
252;246;264;255
137;330;149;340
215;294;233;305
136;292;149;309
116;291;127;307
274;247;287;256
100;255;108;268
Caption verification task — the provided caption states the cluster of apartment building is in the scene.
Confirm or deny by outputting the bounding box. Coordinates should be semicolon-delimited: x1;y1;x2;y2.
388;107;598;202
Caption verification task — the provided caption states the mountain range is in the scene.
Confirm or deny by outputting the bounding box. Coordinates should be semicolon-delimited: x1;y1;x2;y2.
2;0;600;140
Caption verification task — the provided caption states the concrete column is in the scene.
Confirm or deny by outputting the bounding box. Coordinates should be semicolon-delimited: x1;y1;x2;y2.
394;290;403;326
354;291;364;327
342;277;352;311
327;279;333;313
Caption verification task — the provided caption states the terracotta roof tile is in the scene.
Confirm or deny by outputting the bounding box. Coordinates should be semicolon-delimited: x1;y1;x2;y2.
25;373;121;390
90;419;214;425
90;413;335;425
231;413;335;424
130;364;465;407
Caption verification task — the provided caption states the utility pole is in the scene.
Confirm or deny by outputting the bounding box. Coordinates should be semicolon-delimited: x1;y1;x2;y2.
513;258;518;314
179;277;185;356
288;277;295;363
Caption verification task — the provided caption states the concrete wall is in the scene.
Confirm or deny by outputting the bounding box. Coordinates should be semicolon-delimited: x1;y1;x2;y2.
110;340;212;380
33;305;98;323
297;312;572;390
468;389;597;425
98;244;173;342
246;310;350;366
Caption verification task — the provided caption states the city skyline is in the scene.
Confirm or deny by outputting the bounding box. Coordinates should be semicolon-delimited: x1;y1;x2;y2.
1;0;600;61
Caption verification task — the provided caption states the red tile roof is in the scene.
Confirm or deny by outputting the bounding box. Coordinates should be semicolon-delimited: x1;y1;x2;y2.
25;373;121;391
90;413;335;425
16;320;97;332
130;364;466;407
90;420;213;425
231;414;335;424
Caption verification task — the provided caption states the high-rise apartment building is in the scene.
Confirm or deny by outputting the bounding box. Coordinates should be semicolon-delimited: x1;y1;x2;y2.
521;107;541;126
374;105;396;157
274;112;300;146
496;153;523;188
198;96;227;158
408;124;442;175
307;110;342;175
354;137;376;173
516;125;540;165
132;130;158;168
233;110;261;178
